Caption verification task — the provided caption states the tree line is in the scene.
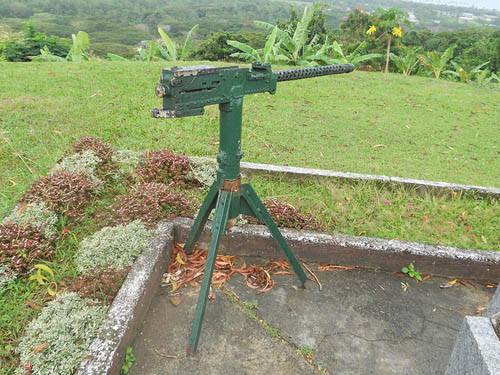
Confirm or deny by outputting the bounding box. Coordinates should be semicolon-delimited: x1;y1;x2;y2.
1;3;499;84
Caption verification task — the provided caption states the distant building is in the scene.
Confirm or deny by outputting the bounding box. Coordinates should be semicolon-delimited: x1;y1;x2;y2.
408;12;419;23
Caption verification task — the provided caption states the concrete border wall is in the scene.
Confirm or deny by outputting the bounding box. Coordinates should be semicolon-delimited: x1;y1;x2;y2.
77;218;500;375
239;161;500;198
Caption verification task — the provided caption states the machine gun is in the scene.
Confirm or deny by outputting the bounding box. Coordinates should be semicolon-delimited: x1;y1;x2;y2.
152;62;354;354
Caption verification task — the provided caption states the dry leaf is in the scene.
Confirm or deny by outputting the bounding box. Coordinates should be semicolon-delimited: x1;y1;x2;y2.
176;253;185;265
170;297;181;306
440;279;457;289
475;306;486;314
34;342;49;354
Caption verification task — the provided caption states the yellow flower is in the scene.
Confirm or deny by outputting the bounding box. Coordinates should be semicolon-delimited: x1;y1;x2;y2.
366;25;377;35
392;26;403;38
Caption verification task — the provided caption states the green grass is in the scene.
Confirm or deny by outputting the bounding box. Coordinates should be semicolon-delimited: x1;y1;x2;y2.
1;61;499;217
251;175;499;251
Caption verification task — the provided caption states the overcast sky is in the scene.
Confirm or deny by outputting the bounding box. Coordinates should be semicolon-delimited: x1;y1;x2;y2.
405;0;500;11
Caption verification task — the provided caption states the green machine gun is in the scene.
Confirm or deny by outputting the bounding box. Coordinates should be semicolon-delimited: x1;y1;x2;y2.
152;62;354;354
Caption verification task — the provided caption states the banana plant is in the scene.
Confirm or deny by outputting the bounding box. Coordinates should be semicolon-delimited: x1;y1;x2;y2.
31;31;89;62
444;61;489;83
158;24;198;61
329;41;382;68
67;31;89;62
228;25;279;63
255;2;321;65
417;45;455;79
389;46;421;75
107;53;128;61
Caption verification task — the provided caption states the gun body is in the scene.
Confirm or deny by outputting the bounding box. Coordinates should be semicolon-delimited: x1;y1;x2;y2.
152;63;278;118
152;62;354;118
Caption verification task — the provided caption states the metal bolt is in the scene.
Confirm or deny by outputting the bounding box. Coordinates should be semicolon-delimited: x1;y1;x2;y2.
155;84;167;97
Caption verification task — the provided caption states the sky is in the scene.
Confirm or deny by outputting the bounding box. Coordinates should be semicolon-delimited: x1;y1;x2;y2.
405;0;500;11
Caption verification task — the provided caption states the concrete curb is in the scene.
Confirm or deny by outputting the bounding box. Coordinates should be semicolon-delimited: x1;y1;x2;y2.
77;222;174;375
174;218;500;281
239;161;500;198
446;315;500;375
77;218;500;375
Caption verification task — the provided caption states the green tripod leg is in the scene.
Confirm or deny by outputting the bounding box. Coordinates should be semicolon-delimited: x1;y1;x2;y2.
241;183;308;286
183;181;219;253
187;190;232;354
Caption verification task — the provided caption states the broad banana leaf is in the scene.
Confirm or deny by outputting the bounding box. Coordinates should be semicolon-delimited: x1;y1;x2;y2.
158;27;177;61
181;24;199;60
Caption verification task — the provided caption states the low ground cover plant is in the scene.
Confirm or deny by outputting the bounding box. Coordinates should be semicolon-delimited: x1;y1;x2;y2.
14;292;106;375
3;202;58;238
75;220;154;272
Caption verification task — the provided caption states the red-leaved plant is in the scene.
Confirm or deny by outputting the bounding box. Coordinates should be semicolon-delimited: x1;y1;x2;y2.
22;171;98;220
71;137;115;162
135;149;199;188
102;182;194;228
64;267;130;305
246;198;323;231
0;223;56;274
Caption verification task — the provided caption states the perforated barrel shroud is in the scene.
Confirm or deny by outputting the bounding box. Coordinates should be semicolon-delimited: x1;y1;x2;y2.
275;63;354;82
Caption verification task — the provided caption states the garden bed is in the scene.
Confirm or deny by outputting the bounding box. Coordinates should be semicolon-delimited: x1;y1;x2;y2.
0;137;498;374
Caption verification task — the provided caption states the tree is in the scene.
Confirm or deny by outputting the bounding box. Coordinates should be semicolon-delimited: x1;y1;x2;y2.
192;32;248;61
366;8;411;73
1;23;70;62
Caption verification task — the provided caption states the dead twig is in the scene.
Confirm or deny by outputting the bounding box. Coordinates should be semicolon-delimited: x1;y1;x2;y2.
154;349;187;360
302;262;322;291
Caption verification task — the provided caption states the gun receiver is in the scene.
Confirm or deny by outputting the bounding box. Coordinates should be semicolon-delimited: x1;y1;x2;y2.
151;61;354;354
152;62;354;118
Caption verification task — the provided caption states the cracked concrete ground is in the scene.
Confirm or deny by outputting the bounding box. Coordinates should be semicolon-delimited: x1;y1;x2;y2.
129;258;494;375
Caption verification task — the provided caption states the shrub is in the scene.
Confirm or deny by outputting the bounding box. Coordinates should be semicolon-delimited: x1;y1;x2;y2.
75;220;154;273
246;198;323;231
52;150;103;186
135;149;199;188
64;267;130;305
3;202;58;238
0;223;55;274
22;171;98;220
0;264;16;292
15;292;106;375
188;156;218;188
71;137;115;162
104;182;193;228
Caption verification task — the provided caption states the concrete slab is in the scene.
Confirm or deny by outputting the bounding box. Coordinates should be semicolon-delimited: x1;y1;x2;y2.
129;257;494;375
130;286;318;375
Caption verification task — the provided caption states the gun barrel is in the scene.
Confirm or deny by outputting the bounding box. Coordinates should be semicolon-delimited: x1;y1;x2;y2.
274;63;354;82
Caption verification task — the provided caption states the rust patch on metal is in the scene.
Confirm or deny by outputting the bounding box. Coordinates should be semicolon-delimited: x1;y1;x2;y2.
222;176;241;192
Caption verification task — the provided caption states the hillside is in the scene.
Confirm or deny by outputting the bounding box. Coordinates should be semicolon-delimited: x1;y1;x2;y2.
1;0;499;58
1;61;499;217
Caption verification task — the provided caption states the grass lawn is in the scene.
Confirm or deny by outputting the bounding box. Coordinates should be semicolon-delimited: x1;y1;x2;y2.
1;61;500;217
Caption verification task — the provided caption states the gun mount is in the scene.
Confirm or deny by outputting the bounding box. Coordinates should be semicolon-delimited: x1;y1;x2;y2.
152;62;354;354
